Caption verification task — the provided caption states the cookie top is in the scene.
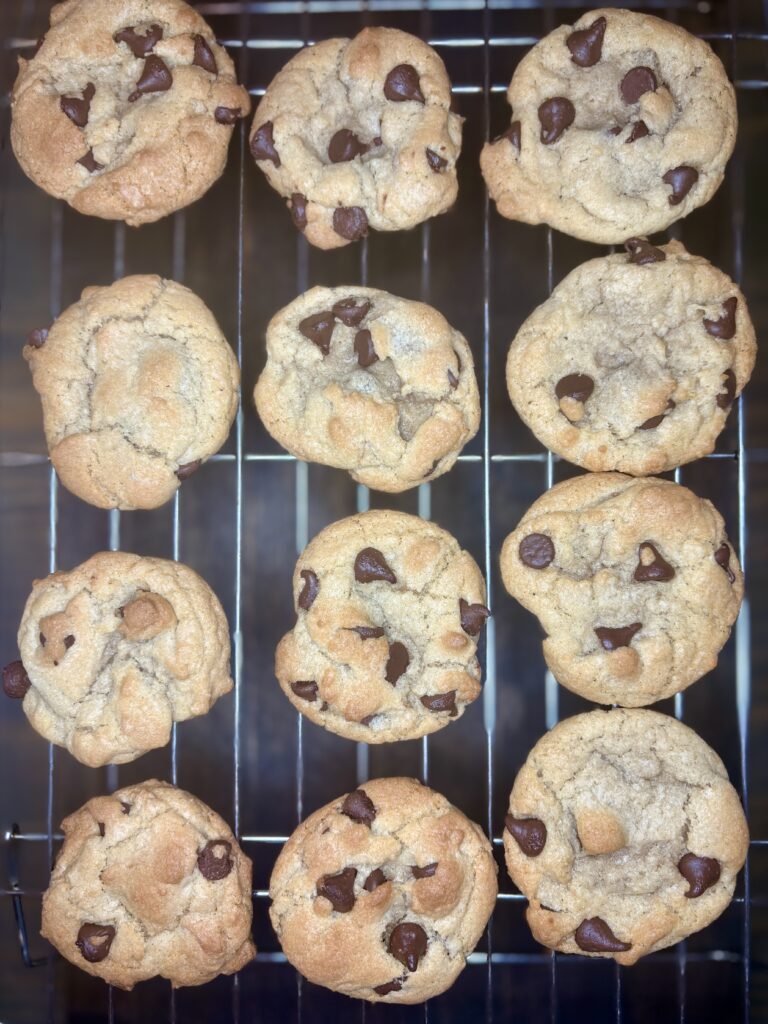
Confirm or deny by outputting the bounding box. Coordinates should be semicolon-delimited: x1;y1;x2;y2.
24;275;240;510
254;286;480;492
499;473;743;706
480;8;736;243
276;510;488;743
504;709;749;964
5;551;232;766
41;780;255;988
270;777;497;1002
11;0;249;225
249;27;462;249
506;240;756;475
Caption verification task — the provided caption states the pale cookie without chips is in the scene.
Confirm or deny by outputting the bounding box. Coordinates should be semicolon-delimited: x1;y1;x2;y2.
254;286;480;492
480;8;736;243
41;780;255;988
506;239;756;475
2;551;232;767
249;27;462;249
276;510;489;742
504;708;748;964
499;473;743;707
24;275;240;510
270;777;497;1002
12;0;250;225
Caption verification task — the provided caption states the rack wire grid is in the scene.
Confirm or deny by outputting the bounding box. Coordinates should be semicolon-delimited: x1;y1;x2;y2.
1;0;767;1021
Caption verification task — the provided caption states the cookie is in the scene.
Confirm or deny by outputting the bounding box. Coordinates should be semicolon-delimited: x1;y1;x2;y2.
254;286;479;491
24;275;240;510
269;777;497;1002
249;27;462;249
499;473;743;706
41;780;255;988
2;551;232;767
504;708;749;964
506;240;756;475
276;510;488;742
480;8;736;243
11;0;250;225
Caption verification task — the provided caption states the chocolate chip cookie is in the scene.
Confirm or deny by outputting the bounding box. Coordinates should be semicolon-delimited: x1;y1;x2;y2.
499;473;743;706
11;0;250;225
3;551;232;767
24;275;240;510
506;240;756;475
276;510;488;742
504;708;748;964
254;286;479;491
41;780;255;988
480;8;736;243
270;777;497;1002
249;27;462;249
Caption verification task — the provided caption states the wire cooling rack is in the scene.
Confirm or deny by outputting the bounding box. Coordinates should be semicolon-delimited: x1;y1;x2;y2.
1;1;767;1021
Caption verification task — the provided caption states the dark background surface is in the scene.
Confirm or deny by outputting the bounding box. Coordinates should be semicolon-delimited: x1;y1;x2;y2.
1;0;766;1021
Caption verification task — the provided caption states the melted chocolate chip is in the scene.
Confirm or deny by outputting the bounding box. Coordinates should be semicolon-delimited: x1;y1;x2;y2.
663;166;698;206
197;839;234;881
26;327;49;348
60;83;95;128
639;399;675;430
317;866;357;912
128;55;172;102
354;329;378;367
447;369;459;389
459;599;490;636
620;67;657;104
678;853;721;897
634;542;675;582
519;533;555;570
385;642;409;684
364;868;388;891
384;65;425;103
499;120;522;151
193;34;217;74
332;298;371;326
298;569;319;610
374;980;403;995
420;691;457;716
426;148;447;171
351;626;386;639
333;206;368;242
354;548;396;584
39;633;46;647
64;635;75;649
714;543;736;583
290;193;307;231
412;863;438;879
717;369;736;409
2;661;30;699
291;680;318;701
388;922;428;972
76;923;115;963
328;128;368;163
565;16;606;68
625;238;666;265
556;374;594;402
114;24;162;58
77;150;103;173
575;917;631;953
176;460;200;480
626;120;649;143
341;788;376;826
250;122;280;167
595;623;642;650
299;311;335;355
120;802;131;815
505;815;547;857
214;106;241;125
538;97;575;144
704;297;737;340
98;822;105;837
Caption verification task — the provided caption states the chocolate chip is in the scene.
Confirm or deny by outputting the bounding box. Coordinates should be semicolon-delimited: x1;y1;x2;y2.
341;789;376;826
447;369;459;389
715;543;736;583
60;82;95;128
626;120;649;143
556;374;593;402
250;122;280;167
538;97;575;144
575;917;631;953
374;980;403;995
298;569;319;610
2;661;30;699
193;34;217;74
290;193;307;231
98;822;105;837
299;311;335;355
498;121;521;150
197;839;234;881
505;815;547;857
114;24;162;58
26;327;49;348
354;548;396;584
63;635;75;649
332;298;371;326
459;599;490;636
333;206;368;242
364;868;387;892
595;623;642;650
351;626;386;639
39;633;46;647
426;148;447;171
354;329;378;367
128;55;172;102
639;399;675;430
388;922;428;972
717;369;736;409
384;65;425;103
120;802;131;815
291;680;318;701
215;106;241;125
704;297;737;340
634;542;675;582
317;867;357;912
620;67;657;104
76;923;115;963
176;460;201;480
609;125;623;136
77;149;104;173
678;853;721;897
385;642;409;684
663;166;698;206
412;863;437;879
519;533;555;570
625;238;666;265
565;16;606;67
360;714;377;726
328;129;367;163
420;691;457;716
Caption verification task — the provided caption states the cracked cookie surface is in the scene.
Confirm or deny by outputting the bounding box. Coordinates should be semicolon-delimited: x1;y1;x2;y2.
7;551;232;766
249;27;462;249
276;510;488;742
11;0;250;225
506;240;756;475
24;274;240;510
270;777;497;1002
504;709;748;964
499;473;743;706
41;780;255;988
480;8;736;243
